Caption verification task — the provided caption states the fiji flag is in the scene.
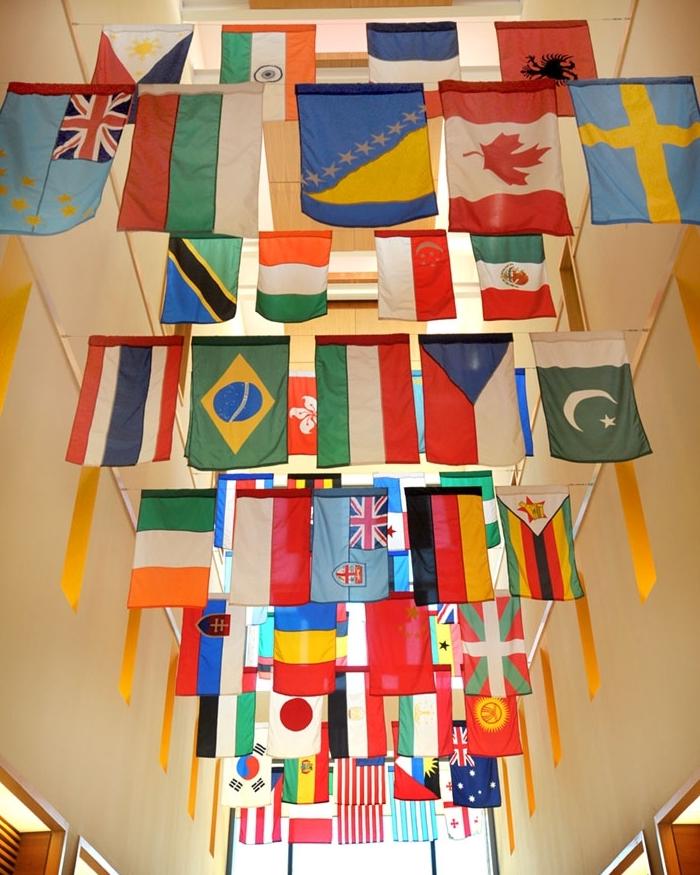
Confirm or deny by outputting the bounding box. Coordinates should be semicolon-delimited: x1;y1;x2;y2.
570;77;700;225
0;84;132;235
296;84;437;227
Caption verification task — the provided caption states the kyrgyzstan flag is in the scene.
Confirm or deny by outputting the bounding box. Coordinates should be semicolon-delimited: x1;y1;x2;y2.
439;80;573;236
465;694;522;757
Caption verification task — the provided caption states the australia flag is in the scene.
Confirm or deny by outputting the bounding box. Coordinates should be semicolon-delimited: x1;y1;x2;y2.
450;754;501;808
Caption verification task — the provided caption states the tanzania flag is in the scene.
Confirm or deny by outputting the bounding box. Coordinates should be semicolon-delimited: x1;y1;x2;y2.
497;485;583;600
283;725;330;804
257;231;332;323
186;336;290;470
570;77;700;225
465;695;522;757
531;331;651;462
470;234;555;321
0;83;132;235
315;335;418;466
439;80;573;235
221;24;316;121
439;470;500;548
176;598;246;696
273;604;337;696
118;84;262;237
128;489;215;608
297;84;437;227
196;692;255;758
161;236;241;324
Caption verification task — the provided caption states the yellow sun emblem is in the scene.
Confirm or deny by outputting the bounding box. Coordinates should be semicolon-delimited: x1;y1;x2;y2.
473;696;509;732
129;37;160;59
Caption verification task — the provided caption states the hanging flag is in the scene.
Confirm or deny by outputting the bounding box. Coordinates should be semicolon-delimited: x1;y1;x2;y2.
221;728;273;808
531;332;651;462
366;598;435;695
66;336;182;467
366;21;460;118
328;672;386;759
239;768;284;844
494;20;597;116
196;692;255;758
214;473;274;549
445;726;502;807
419;334;524;465
443;805;481;839
465;695;522;757
268;692;323;758
176;598;246;695
388;768;438;841
161;236;241;324
439;470;500;549
297;84;437;227
257;610;274;680
310;487;389;603
372;474;425;591
273;604;337;695
186;336;290;470
515;367;534;456
92;24;193;120
287;803;334;843
459;597;531;697
229;488;311;606
288;374;318;456
118;84;262;237
337;804;384;845
283;724;330;804
439;80;573;235
340;603;369;668
128;489;215;609
392;723;440;801
0;83;132;235
497;485;584;600
429;611;463;678
405;486;493;605
335;604;349;667
569;76;700;224
315;335;418;466
470;234;555;321
221;24;316;121
335;757;386;805
257;231;332;324
397;670;453;757
374;230;456;321
288;472;342;489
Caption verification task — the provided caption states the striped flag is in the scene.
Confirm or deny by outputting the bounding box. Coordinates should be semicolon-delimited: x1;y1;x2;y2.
176;598;246;696
128;489;216;609
328;672;386;759
282;724;330;804
161;236;241;324
335;758;386;805
257;231;332;323
273;604;337;696
397;671;453;757
66;336;182;467
439;470;501;548
429;612;463;678
337;804;384;844
214;473;274;549
118;84;262;237
471;234;555;321
239;768;283;844
220;25;316;121
196;693;255;758
387;768;438;842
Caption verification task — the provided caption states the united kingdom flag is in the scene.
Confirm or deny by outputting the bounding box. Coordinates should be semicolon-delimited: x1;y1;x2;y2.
450;725;475;768
349;494;388;549
52;91;131;162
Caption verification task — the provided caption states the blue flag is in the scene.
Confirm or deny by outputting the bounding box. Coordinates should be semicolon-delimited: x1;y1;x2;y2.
388;767;438;841
296;84;437;227
570;77;700;225
515;367;534;456
450;756;501;808
214;472;274;548
366;22;460;86
0;84;132;235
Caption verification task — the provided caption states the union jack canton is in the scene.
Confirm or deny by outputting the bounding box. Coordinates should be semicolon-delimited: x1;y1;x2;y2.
52;91;131;162
349;494;388;549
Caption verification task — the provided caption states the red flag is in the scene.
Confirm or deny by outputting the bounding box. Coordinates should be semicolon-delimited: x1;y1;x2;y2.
365;597;436;695
288;374;317;455
465;695;522;757
495;20;597;117
439;80;573;236
391;723;440;801
288;807;334;843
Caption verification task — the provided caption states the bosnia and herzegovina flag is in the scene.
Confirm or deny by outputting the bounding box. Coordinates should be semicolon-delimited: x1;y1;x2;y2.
296;84;437;227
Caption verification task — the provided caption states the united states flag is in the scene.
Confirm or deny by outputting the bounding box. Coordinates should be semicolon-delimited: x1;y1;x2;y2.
52;91;131;162
337;804;384;844
349;495;388;549
335;758;386;805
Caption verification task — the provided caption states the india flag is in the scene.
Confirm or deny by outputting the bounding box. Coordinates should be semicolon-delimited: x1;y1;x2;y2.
257;231;332;323
220;25;316;121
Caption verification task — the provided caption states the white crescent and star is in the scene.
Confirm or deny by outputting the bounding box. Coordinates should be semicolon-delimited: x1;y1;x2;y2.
562;389;617;432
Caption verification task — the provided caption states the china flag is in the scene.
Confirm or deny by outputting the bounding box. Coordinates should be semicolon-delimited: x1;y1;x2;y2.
465;695;522;757
365;597;435;695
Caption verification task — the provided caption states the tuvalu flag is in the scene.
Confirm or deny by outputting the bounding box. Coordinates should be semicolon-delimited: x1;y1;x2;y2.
497;485;583;600
273;604;337;696
439;80;573;235
315;335;419;466
221;25;316;121
470;234;555;321
328;672;386;759
531;331;651;462
257;231;332;324
118;84;263;237
375;230;456;321
196;692;255;758
186;336;290;470
465;695;522;757
176;598;246;696
66;335;182;466
439;470;500;549
283;724;330;804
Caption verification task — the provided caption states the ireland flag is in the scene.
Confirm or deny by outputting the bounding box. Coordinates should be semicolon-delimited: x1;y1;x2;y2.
531;332;651;462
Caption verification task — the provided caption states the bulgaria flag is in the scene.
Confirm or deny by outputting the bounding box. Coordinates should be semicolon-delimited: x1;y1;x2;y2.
220;25;316;121
470;234;555;321
118;84;263;237
315;334;419;467
375;230;455;321
257;231;332;323
439;80;573;236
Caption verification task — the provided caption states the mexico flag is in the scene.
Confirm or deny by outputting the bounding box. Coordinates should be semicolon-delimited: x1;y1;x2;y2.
439;80;573;236
257;231;332;323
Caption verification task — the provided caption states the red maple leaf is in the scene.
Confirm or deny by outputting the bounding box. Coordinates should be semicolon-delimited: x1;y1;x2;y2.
464;133;550;185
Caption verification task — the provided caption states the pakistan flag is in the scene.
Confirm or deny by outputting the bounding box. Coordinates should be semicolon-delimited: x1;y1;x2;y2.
531;332;651;463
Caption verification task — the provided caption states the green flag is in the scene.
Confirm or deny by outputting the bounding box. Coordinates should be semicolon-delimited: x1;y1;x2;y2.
531;332;651;462
186;336;289;470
